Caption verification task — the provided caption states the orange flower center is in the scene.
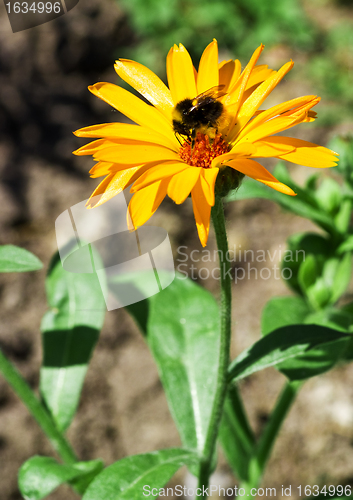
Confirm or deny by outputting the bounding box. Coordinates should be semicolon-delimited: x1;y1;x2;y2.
179;133;230;168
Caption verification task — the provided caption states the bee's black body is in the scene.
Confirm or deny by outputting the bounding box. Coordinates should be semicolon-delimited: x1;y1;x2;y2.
172;86;226;142
172;98;223;138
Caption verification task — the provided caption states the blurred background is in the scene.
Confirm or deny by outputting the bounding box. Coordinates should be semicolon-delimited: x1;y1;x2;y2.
0;0;352;498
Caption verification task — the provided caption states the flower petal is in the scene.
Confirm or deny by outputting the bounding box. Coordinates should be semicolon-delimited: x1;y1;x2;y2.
245;64;276;90
230;60;294;138
197;39;219;94
224;45;264;108
131;161;189;192
74;137;176;157
223;44;265;137
114;59;174;119
87;164;149;208
74;123;179;150
87;174;115;206
191;178;212;247
93;143;180;164
200;167;219;206
167;167;201;204
73;139;111;156
251;140;296;157
227;142;258;156
234;111;312;146
89;161;114;178
227;159;296;195
128;179;169;229
223;63;273;111
167;44;197;103
211;143;257;167
235;95;319;143
219;59;241;92
88;83;173;140
265;137;339;168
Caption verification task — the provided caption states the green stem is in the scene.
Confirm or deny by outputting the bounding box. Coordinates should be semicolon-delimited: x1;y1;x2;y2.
198;196;232;495
244;380;301;490
0;348;78;464
227;383;255;453
220;383;255;483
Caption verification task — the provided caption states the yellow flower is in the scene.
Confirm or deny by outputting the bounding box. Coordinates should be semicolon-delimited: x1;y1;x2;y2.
74;40;338;247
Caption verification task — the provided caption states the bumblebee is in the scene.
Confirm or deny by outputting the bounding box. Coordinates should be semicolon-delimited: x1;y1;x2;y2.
172;85;226;144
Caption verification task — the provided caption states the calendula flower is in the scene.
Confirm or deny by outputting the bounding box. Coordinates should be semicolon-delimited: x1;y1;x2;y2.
74;40;338;247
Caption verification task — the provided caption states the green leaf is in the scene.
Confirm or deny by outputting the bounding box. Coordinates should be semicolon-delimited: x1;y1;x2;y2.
19;456;104;500
228;325;349;382
82;449;197;500
305;308;353;333
230;173;336;235
333;303;353;360
305;174;319;191
338;235;353;254
261;296;311;336
298;253;352;309
116;274;220;469
314;177;342;215
331;252;352;303
322;257;339;288
334;199;352;234
0;245;43;273
262;294;353;376
263;296;353;335
109;269;172;334
146;276;220;455
343;336;353;361
298;255;319;293
40;251;106;431
274;335;347;380
342;301;353;317
219;385;255;481
272;163;335;214
328;135;353;184
306;277;332;310
283;232;332;295
261;298;350;378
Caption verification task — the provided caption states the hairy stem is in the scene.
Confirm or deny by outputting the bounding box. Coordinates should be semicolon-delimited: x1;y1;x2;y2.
0;348;78;464
198;196;232;495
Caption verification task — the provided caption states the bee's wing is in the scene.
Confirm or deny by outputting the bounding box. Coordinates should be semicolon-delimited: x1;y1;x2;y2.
196;85;227;101
189;85;226;112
